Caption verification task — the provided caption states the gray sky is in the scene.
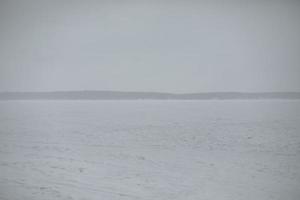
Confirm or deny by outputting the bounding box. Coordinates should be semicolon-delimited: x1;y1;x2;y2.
0;0;299;93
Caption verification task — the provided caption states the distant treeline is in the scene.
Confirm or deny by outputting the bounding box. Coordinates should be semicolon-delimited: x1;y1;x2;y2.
0;91;300;100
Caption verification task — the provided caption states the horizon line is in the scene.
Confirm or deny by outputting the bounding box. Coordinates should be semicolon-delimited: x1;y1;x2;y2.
1;90;300;94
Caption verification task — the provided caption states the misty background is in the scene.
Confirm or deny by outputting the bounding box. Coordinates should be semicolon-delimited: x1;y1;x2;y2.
1;2;300;200
0;0;300;93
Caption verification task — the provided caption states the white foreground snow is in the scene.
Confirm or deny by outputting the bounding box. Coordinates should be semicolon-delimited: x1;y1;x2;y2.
0;100;299;200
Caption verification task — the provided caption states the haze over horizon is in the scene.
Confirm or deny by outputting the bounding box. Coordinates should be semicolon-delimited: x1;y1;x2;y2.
1;0;300;93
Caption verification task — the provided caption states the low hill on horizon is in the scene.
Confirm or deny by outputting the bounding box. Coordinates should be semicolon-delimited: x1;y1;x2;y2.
0;91;300;100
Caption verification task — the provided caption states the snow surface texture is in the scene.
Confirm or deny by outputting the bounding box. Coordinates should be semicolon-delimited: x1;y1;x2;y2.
0;100;299;200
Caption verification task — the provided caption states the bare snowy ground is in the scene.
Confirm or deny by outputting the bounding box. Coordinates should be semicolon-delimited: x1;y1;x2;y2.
0;100;299;200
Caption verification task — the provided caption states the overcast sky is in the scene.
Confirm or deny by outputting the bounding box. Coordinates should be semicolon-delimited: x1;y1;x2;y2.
0;0;299;93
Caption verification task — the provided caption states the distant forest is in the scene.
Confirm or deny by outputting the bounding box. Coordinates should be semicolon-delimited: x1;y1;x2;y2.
1;91;300;100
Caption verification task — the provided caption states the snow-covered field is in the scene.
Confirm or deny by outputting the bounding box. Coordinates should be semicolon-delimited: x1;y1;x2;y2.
0;100;299;200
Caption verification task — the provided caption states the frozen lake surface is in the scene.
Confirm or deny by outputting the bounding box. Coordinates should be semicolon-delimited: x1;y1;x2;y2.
0;100;300;200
